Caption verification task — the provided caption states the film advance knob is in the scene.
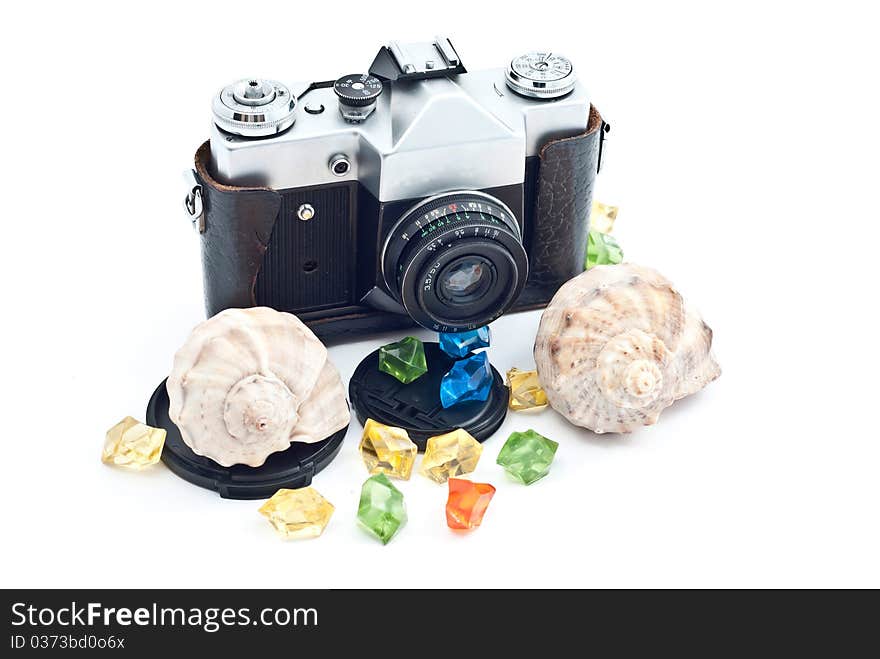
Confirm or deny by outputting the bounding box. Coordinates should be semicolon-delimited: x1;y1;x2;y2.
334;73;383;122
505;52;576;99
212;78;297;137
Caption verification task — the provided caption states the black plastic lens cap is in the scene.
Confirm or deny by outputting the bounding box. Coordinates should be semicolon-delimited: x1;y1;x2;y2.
146;379;347;500
348;342;508;451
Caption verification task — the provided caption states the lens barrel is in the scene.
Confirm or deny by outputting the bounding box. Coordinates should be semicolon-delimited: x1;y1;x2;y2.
382;191;528;332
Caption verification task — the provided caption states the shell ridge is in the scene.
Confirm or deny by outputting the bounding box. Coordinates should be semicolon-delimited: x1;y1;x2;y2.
534;264;719;434
167;307;350;467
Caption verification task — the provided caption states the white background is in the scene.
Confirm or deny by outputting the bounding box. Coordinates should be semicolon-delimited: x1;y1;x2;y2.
2;0;878;589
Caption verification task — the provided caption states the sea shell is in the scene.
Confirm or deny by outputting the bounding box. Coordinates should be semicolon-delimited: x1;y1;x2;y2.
534;264;720;433
166;307;350;467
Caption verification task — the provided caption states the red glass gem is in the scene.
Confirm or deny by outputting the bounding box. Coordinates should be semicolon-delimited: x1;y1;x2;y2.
445;478;496;530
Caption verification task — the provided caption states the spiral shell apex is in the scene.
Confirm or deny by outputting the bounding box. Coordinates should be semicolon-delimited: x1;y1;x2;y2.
166;307;350;467
534;264;720;434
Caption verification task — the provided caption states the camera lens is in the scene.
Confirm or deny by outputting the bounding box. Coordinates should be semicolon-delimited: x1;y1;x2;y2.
382;191;529;332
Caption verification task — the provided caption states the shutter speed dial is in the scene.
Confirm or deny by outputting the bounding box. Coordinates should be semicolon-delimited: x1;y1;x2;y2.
334;73;383;122
505;52;576;99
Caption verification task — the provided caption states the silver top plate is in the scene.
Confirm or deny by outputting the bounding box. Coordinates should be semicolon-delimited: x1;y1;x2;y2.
209;68;590;202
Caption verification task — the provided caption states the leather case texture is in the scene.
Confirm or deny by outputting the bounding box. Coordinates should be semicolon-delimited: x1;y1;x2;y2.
194;141;281;317
517;104;605;308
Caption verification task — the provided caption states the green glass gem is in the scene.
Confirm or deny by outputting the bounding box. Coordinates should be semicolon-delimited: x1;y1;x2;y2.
378;336;428;384
357;473;407;544
585;229;624;269
496;429;559;485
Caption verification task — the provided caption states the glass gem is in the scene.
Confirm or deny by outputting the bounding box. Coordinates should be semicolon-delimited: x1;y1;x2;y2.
590;201;619;235
496;429;559;485
506;368;548;411
440;352;494;408
438;326;491;358
357;473;407;544
359;418;417;480
586;229;624;269
378;336;428;384
102;416;166;469
420;428;483;484
258;487;334;540
446;478;496;530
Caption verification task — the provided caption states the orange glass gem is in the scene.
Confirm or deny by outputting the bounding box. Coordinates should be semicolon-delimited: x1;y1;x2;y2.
445;478;496;530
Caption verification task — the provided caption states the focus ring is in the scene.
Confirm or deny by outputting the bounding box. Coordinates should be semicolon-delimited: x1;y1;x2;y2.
382;191;522;294
396;218;514;286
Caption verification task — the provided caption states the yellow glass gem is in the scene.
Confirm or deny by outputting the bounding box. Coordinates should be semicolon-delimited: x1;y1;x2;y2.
506;368;549;411
420;428;483;484
102;416;166;469
590;201;619;235
258;487;335;540
359;418;417;480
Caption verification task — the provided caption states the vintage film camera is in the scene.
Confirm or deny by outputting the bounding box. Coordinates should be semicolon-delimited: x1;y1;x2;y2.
185;37;607;340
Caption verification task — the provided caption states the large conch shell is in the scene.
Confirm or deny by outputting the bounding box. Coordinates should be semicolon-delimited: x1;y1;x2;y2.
167;307;350;467
534;264;720;433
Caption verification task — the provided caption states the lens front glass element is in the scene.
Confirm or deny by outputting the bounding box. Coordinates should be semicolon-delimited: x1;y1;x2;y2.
438;256;493;305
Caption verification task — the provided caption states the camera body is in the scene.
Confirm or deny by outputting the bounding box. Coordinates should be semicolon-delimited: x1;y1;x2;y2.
190;38;607;340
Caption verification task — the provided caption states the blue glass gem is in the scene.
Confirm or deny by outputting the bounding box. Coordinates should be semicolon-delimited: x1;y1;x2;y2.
440;352;494;408
438;326;491;358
